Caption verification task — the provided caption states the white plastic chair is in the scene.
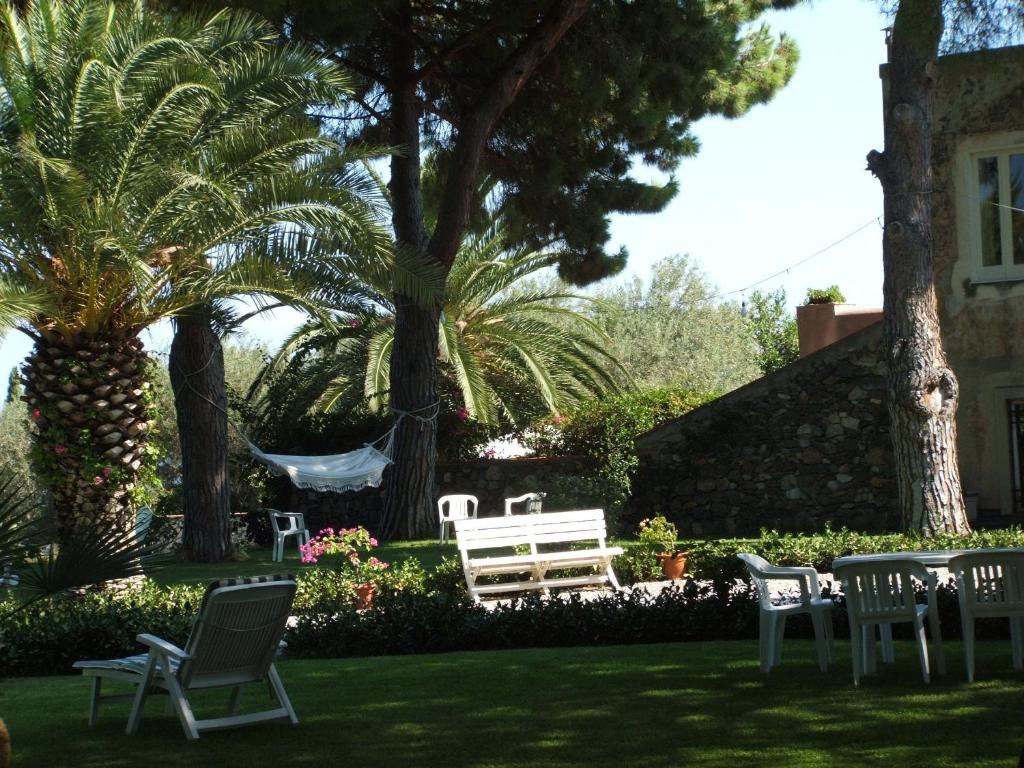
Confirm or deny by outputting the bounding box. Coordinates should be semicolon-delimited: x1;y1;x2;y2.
835;558;945;685
737;553;835;673
134;506;153;543
73;575;299;740
504;492;544;516
437;494;478;543
266;509;309;562
949;551;1024;682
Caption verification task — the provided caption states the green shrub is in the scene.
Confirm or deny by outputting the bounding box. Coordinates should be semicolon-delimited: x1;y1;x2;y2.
804;285;846;304
6;528;1024;677
422;555;468;598
616;516;681;583
526;389;714;520
678;526;1024;581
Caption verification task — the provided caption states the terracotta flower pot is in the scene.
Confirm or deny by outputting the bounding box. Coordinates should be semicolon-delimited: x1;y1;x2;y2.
353;582;375;610
658;552;688;580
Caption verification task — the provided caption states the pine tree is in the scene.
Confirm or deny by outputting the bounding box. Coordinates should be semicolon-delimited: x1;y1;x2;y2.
212;0;804;538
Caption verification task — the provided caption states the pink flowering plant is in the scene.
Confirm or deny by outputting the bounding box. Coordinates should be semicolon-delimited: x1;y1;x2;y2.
300;526;390;584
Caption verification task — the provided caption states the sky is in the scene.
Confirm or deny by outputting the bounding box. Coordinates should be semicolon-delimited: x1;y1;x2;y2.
0;0;890;399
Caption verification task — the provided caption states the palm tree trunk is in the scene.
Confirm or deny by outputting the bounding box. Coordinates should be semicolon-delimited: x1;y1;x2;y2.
23;333;152;540
867;0;968;535
169;309;233;561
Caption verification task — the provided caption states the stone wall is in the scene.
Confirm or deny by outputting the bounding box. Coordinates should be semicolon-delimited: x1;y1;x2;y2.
628;324;898;537
279;455;588;535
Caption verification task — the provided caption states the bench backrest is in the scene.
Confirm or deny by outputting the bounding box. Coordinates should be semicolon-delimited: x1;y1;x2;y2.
453;509;610;559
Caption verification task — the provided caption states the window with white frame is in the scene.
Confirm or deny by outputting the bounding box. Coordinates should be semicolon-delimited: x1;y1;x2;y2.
968;143;1024;282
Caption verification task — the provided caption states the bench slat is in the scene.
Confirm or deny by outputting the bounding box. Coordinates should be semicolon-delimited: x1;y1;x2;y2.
453;509;621;603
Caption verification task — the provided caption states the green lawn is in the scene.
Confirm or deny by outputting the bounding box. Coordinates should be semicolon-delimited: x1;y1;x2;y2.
151;540;455;585
3;640;1024;767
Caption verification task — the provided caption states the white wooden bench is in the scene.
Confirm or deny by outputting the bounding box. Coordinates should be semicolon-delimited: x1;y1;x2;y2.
453;509;624;603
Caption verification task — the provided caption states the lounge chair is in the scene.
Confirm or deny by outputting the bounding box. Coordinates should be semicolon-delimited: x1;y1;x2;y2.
73;574;298;740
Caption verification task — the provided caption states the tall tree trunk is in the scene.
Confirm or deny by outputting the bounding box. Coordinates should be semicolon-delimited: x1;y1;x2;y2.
867;0;968;535
379;0;588;539
169;309;233;560
380;10;439;540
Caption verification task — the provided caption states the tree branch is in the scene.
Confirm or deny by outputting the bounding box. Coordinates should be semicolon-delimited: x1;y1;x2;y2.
427;0;589;269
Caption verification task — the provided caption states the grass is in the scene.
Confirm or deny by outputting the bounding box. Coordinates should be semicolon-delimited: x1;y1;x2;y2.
150;540;455;586
3;640;1024;767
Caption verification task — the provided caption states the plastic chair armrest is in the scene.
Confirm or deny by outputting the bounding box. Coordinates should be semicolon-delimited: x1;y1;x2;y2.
137;634;188;660
759;566;822;601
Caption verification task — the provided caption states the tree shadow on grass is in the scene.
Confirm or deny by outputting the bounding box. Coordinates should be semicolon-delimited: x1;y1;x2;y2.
5;640;1024;768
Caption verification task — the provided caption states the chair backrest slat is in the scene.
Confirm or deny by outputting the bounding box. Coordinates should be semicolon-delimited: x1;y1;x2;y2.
454;510;608;557
438;495;478;523
835;559;926;623
950;552;1024;618
180;579;296;690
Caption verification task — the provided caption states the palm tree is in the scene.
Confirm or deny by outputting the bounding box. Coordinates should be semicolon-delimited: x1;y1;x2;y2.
252;229;623;436
0;1;394;544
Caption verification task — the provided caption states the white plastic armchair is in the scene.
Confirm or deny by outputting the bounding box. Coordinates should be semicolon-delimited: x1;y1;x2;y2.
949;551;1024;682
73;575;299;740
504;492;544;516
737;553;835;673
835;558;945;685
266;509;310;562
437;494;478;543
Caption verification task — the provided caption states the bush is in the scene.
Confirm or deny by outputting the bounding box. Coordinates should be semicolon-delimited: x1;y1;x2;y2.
0;581;202;677
679;526;1024;582
616;516;680;583
804;285;846;304
6;528;1024;677
526;389;714;521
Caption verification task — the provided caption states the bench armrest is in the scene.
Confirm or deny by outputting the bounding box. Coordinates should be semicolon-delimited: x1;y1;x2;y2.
137;633;188;660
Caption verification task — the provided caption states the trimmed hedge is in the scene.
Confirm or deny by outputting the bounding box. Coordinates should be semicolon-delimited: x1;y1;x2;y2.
4;528;1024;677
680;526;1024;581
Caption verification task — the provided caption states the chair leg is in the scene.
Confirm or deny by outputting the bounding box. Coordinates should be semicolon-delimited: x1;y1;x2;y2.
963;615;976;682
88;677;101;727
772;614;786;667
850;619;863;686
758;610;773;673
880;623;895;664
126;655;158;736
268;665;299;726
926;604;945;676
162;667;200;741
825;611;836;662
810;608;829;672
914;617;931;684
439;521;445;543
862;624;878;676
228;684;246;716
1003;618;1019;671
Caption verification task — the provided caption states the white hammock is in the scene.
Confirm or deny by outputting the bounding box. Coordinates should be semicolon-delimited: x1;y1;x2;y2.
243;402;437;494
247;435;393;494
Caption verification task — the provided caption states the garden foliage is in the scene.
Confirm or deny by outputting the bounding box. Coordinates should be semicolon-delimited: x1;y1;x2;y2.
6;528;1024;677
530;388;714;520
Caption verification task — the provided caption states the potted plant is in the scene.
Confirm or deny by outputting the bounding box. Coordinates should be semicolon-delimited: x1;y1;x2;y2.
637;516;689;581
300;526;389;609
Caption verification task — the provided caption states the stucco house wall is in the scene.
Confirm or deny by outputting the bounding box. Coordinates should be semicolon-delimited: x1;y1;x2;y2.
932;45;1024;519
